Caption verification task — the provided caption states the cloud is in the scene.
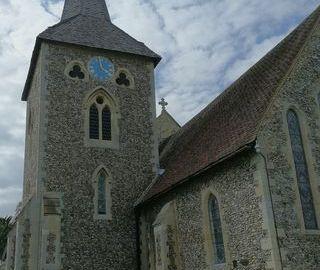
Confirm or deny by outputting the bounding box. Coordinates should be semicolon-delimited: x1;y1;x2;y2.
0;0;318;215
0;186;22;216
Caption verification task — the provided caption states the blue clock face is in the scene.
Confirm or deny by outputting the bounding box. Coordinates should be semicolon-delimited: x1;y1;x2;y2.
88;57;114;81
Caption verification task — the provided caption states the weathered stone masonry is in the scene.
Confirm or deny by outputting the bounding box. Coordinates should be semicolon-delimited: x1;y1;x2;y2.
43;43;157;269
140;153;272;270
258;18;320;270
6;1;320;270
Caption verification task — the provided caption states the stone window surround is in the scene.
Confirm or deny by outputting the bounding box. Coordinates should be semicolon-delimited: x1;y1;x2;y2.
283;105;320;234
113;67;135;90
83;87;120;149
151;200;181;270
91;165;112;220
64;60;89;81
201;189;231;270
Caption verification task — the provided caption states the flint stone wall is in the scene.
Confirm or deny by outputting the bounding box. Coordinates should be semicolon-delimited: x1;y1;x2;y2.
258;20;320;270
42;43;157;269
141;152;272;270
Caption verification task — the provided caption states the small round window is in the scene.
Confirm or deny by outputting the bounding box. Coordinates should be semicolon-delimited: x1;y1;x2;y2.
96;96;104;105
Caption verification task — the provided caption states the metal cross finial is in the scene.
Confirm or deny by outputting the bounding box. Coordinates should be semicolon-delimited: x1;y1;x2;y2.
159;98;168;111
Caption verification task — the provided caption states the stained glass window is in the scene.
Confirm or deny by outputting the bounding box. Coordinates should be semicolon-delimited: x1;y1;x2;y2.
102;106;112;141
97;171;107;215
287;110;318;230
209;195;226;264
89;104;99;139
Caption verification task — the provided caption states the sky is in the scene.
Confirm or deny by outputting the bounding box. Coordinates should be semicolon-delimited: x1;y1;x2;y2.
0;0;318;216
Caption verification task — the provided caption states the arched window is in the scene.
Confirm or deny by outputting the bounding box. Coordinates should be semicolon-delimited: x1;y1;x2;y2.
85;88;119;148
287;110;318;230
89;96;112;141
209;195;226;265
93;167;112;220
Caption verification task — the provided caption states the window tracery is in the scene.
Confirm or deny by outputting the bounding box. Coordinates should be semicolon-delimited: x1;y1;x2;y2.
69;65;85;79
89;96;111;141
85;89;119;149
114;68;134;89
65;60;87;81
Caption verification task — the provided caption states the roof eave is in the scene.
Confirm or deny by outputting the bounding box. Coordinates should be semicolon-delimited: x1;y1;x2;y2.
136;139;257;208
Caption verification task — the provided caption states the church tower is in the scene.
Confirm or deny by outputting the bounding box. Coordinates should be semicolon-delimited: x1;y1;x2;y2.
6;1;161;269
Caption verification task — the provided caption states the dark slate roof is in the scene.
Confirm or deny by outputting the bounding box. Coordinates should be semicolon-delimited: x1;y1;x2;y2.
61;0;111;21
22;0;161;101
38;16;160;63
140;6;320;204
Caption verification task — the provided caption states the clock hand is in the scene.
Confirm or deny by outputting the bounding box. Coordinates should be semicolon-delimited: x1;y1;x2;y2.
98;57;104;71
98;57;108;73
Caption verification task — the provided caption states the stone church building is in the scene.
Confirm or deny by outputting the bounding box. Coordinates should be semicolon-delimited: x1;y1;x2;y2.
4;0;320;269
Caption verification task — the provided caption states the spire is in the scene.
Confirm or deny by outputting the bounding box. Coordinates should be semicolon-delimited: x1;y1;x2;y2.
61;0;111;22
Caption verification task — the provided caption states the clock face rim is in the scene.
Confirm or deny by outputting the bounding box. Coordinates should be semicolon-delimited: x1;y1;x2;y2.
88;57;115;81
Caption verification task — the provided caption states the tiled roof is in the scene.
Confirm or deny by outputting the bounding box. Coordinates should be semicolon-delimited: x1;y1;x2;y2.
21;0;161;101
141;6;320;203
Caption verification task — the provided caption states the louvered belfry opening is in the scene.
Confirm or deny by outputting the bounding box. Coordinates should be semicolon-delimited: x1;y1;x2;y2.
90;104;99;140
89;95;112;141
102;106;112;141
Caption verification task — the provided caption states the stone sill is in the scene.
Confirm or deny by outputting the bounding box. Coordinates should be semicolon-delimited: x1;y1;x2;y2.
94;213;112;221
213;263;226;270
302;229;320;235
85;139;119;150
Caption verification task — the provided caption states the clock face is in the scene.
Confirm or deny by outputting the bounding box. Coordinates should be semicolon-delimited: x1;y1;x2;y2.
88;57;114;81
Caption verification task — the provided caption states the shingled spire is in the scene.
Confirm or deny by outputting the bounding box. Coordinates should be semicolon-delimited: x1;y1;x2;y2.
61;0;111;21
